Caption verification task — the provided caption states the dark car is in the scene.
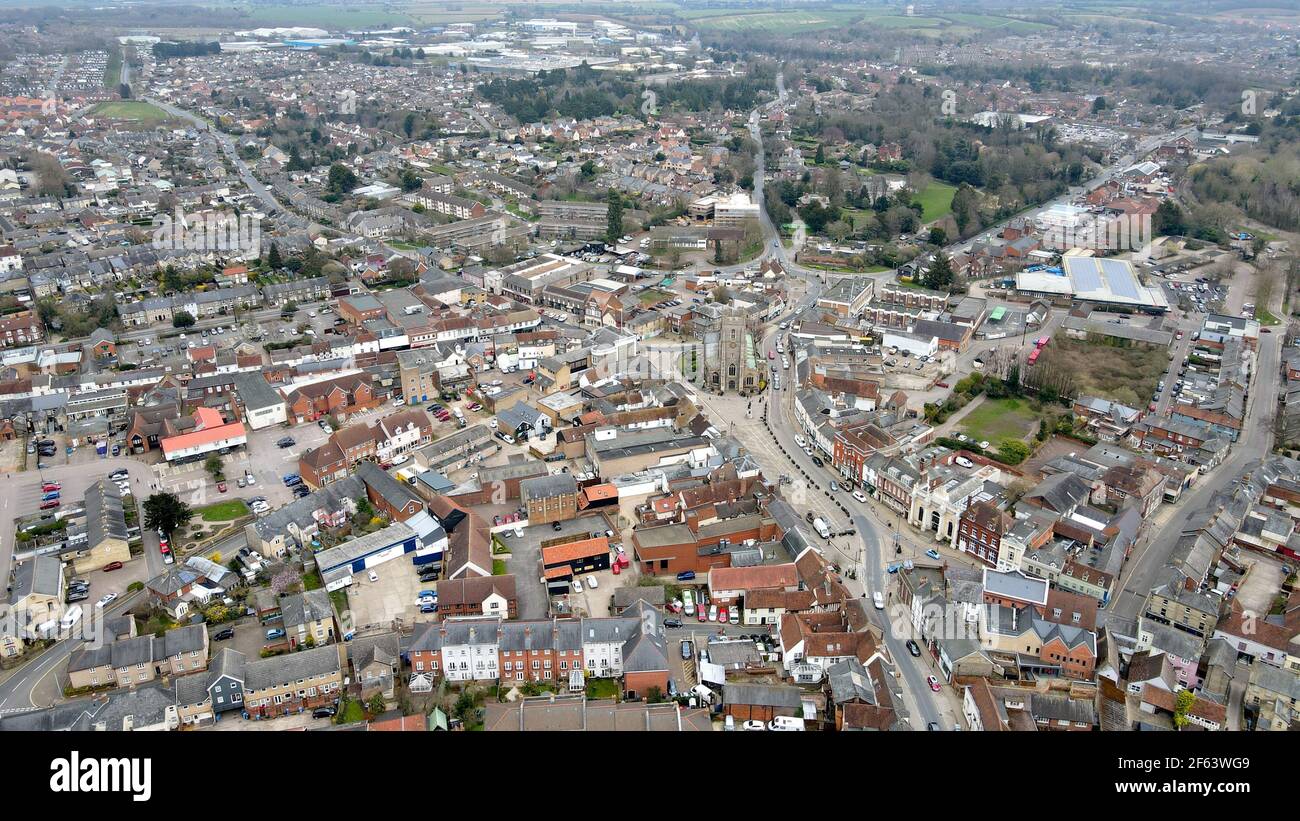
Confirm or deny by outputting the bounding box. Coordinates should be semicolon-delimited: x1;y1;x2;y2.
551;521;562;532
213;627;235;641
927;722;941;731
664;618;683;629
906;639;921;657
312;705;337;719
680;640;694;659
811;455;824;468
676;570;696;582
276;437;295;448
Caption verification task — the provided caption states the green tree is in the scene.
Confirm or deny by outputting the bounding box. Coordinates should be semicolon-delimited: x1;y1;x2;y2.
928;226;947;245
204;454;223;480
923;251;955;291
580;159;597;180
996;440;1030;465
327;162;358;194
266;242;283;270
171;311;195;328
367;692;386;715
606;191;624;244
645;685;665;704
1174;689;1196;728
143;492;193;540
1091;96;1108;113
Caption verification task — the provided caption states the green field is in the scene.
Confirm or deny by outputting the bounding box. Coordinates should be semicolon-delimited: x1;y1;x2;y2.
685;9;865;32
958;397;1039;445
199;500;250;522
89;101;171;122
244;4;415;28
916;182;957;223
104;45;122;89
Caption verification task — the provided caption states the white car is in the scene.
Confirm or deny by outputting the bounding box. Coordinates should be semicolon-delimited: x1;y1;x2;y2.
586;575;598;589
742;719;766;731
794;435;807;448
96;593;117;608
368;570;379;583
245;474;255;486
488;419;498;429
571;578;583;592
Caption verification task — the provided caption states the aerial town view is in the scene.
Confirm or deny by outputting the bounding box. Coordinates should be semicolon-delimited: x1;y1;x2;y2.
0;0;1297;782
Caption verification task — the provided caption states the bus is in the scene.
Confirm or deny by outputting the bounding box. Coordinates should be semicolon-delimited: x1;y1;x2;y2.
1035;336;1051;349
1028;349;1041;366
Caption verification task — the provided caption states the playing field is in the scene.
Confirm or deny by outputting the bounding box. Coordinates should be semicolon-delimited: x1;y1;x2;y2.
916;182;957;222
958;397;1039;445
89;101;171;122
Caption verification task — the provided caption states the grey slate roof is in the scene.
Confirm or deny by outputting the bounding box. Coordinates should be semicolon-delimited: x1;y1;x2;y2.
243;644;341;691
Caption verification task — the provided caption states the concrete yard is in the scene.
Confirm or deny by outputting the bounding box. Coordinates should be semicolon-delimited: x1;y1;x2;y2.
345;559;425;632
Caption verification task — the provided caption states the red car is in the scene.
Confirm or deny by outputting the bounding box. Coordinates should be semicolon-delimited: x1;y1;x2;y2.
697;604;707;622
927;675;941;692
718;606;729;623
39;499;59;510
103;561;124;572
160;544;171;556
935;381;949;389
42;482;61;492
217;481;228;493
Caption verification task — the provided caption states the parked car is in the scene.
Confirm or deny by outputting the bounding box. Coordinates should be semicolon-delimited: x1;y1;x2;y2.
217;481;228;493
664;618;683;629
103;561;123;572
680;640;694;659
571;578;583;593
676;570;696;582
213;627;235;641
95;593;117;609
367;570;379;583
906;639;922;657
586;575;598;589
312;705;337;719
927;675;942;692
926;549;942;560
708;604;719;622
266;628;286;640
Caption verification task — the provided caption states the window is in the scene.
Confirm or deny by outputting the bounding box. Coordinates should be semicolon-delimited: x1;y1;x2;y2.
232;692;242;703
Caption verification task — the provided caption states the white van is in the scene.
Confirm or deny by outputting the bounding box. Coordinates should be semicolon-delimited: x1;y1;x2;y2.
768;716;805;731
60;605;84;632
872;591;885;610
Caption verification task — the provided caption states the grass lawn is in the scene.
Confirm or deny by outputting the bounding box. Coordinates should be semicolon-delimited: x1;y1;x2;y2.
199;500;249;522
1256;307;1281;325
492;559;507;575
585;678;621;700
89;101;171;122
958;397;1039;444
337;699;366;725
915;182;958;222
639;288;672;305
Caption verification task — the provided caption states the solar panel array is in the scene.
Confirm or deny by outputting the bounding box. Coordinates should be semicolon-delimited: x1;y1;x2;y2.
1100;258;1140;301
